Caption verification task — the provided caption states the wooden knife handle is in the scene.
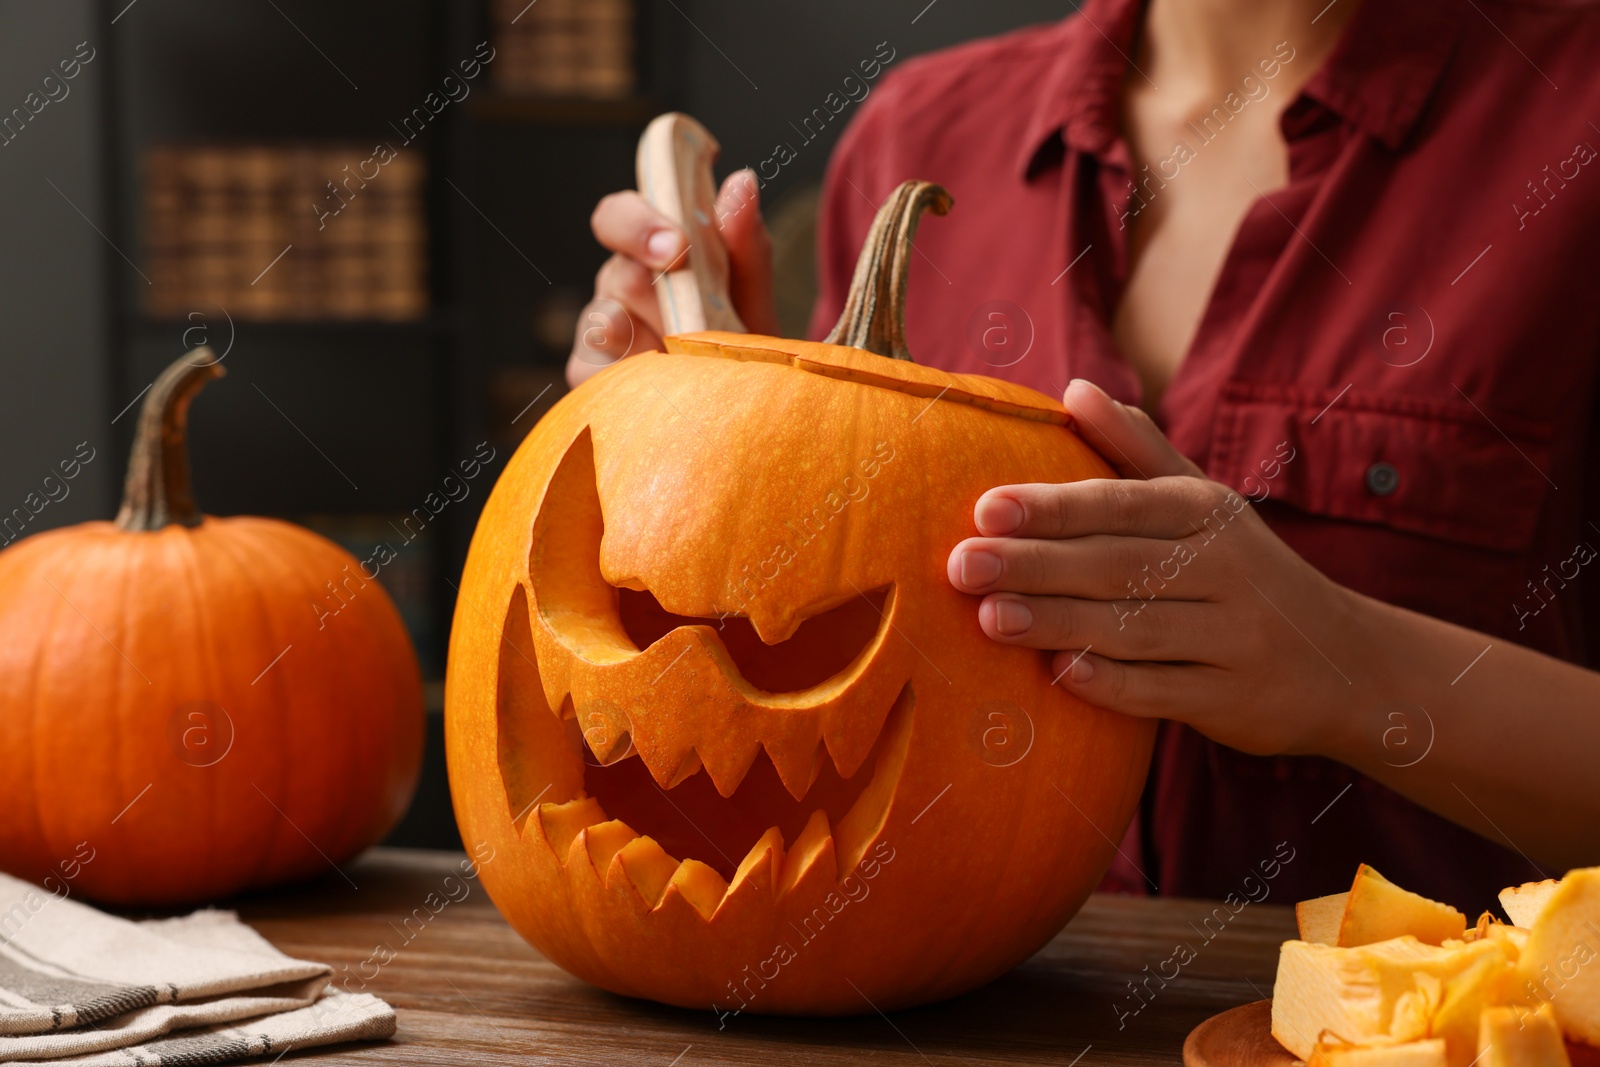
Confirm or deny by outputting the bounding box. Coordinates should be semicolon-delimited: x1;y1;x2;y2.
635;112;746;336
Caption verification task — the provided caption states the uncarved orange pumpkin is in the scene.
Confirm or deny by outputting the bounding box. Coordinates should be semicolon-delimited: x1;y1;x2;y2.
0;352;423;905
446;182;1154;1013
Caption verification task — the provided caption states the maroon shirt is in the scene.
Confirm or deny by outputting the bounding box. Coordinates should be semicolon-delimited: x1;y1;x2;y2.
811;0;1600;911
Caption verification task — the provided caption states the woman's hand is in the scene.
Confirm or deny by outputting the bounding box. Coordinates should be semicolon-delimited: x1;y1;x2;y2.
946;379;1600;867
946;378;1372;758
566;169;778;389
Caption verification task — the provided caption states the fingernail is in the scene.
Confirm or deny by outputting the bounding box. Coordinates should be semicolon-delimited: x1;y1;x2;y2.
994;599;1032;636
646;229;682;265
976;495;1025;535
1071;655;1095;683
959;549;1002;588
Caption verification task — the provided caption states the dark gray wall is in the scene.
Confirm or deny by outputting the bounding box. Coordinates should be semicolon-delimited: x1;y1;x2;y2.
0;1;114;529
674;0;1073;201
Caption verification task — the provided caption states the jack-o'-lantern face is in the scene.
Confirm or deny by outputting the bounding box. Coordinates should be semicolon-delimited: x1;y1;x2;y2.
445;183;1154;1014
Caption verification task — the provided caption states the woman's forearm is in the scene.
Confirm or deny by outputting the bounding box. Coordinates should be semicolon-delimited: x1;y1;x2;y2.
1323;587;1600;873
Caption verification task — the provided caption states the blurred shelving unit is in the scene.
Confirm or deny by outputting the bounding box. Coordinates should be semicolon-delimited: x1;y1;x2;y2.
95;0;681;849
468;93;661;126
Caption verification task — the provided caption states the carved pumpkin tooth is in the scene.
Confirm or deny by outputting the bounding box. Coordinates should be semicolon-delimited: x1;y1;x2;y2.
537;797;605;862
664;749;703;789
579;819;638;876
621;714;698;789
548;687;576;724
664;859;729;920
612;836;679;909
777;810;837;898
714;828;785;922
728;826;785;898
572;697;634;764
834;682;915;875
765;736;826;802
821;716;881;781
804;746;829;796
585;730;634;766
697;738;763;797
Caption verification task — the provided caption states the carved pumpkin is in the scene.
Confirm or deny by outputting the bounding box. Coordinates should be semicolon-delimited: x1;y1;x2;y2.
446;177;1154;1012
0;352;423;905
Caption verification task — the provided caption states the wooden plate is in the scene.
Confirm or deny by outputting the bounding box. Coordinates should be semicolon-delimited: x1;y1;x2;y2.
1183;999;1600;1066
1183;1001;1293;1067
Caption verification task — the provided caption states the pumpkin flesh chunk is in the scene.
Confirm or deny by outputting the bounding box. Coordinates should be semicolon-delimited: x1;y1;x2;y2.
1430;955;1519;1067
1278;869;1600;1065
1272;937;1509;1060
1478;1004;1572;1066
1299;892;1348;945
1500;878;1562;930
1519;868;1600;1046
1340;865;1468;948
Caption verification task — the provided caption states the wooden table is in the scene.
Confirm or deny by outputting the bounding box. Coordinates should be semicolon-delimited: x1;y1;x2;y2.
239;848;1296;1066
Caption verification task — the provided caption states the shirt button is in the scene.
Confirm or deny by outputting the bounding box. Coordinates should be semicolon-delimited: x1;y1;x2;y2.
1366;462;1400;496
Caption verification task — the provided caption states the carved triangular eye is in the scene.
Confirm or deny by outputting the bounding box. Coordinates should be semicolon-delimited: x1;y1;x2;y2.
531;427;893;695
528;428;634;664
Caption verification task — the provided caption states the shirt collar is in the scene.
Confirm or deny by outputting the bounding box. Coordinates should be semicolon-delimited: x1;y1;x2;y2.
1301;0;1463;151
1016;0;1137;179
1017;0;1464;180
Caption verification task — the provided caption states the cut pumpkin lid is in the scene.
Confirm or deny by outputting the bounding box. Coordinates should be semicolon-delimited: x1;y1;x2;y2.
661;179;1068;426
662;332;1069;425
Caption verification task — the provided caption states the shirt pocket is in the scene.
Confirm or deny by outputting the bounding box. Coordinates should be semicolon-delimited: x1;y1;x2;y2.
1208;382;1555;553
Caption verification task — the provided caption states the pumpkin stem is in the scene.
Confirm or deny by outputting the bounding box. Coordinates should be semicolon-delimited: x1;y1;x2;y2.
115;348;225;532
823;180;952;362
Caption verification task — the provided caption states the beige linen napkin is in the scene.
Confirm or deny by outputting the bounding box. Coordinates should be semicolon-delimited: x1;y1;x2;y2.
0;873;394;1064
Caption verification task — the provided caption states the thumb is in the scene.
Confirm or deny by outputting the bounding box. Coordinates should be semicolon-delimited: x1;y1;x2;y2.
715;169;779;335
1064;378;1202;480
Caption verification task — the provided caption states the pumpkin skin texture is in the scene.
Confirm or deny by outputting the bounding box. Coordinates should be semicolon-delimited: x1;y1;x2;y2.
0;353;423;906
446;322;1156;1011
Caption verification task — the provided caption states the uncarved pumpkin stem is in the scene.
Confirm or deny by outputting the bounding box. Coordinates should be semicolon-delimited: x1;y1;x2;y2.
823;180;952;362
115;348;225;532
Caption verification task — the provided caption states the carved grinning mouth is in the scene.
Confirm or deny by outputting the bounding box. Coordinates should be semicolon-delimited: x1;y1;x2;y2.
498;429;914;918
565;674;913;886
